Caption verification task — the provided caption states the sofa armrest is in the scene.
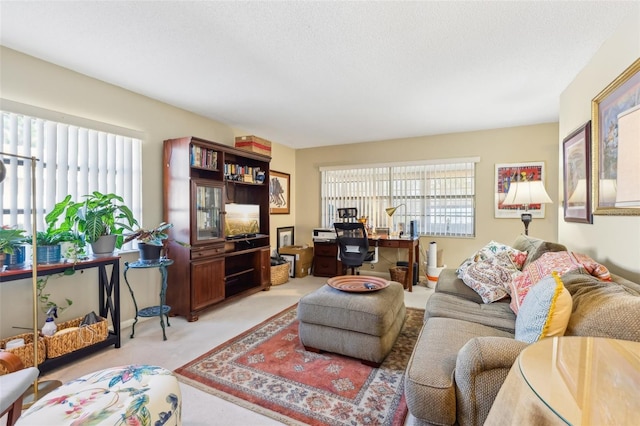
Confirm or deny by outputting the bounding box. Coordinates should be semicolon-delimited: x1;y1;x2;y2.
454;337;529;426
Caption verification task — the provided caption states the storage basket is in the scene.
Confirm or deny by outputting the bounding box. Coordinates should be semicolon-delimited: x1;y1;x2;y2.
0;332;46;371
44;316;109;358
271;263;290;286
389;266;408;288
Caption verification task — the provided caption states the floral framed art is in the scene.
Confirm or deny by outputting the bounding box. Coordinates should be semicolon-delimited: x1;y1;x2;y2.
592;57;640;215
269;170;290;214
563;121;592;224
494;162;547;219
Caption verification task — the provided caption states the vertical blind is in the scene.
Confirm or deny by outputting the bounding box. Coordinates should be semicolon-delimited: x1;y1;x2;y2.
1;111;142;248
321;158;478;237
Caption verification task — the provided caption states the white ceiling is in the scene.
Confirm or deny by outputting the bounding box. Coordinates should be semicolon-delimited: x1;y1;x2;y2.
0;1;636;149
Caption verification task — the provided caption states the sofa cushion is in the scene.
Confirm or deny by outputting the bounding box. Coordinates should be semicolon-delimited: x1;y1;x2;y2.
511;234;566;267
562;272;640;342
515;272;572;343
427;292;516;333
508;251;611;314
436;268;485;304
404;317;513;426
462;252;521;303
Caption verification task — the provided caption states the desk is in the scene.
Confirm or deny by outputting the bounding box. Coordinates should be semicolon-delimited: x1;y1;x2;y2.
0;256;121;374
123;259;173;341
313;237;419;292
487;336;640;425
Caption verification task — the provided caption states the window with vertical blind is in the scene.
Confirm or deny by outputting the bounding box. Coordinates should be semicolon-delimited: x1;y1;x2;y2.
0;110;142;249
320;157;479;237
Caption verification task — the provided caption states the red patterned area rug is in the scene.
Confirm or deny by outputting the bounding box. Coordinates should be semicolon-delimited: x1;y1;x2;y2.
175;305;424;426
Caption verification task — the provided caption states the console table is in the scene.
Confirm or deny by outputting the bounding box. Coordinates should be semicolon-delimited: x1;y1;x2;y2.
313;236;419;292
0;256;121;374
123;259;173;340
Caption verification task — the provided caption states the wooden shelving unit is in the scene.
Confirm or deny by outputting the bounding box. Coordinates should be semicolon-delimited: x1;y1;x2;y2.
163;136;271;321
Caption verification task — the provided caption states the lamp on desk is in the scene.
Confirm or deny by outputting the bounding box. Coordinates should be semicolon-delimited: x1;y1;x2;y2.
503;180;552;236
0;152;61;406
385;204;406;236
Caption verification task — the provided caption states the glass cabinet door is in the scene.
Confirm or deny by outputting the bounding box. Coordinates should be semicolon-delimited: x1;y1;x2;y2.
192;180;223;243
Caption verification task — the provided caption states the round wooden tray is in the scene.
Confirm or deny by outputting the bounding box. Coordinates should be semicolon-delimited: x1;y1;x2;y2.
327;276;390;292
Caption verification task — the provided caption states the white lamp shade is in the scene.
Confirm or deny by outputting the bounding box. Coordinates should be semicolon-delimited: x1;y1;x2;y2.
503;180;552;207
615;105;640;208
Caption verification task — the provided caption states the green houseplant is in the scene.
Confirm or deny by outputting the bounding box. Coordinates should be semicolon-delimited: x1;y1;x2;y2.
0;226;28;268
124;222;188;263
50;192;138;257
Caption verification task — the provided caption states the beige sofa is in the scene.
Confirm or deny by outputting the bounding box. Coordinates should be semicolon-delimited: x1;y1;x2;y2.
404;236;640;426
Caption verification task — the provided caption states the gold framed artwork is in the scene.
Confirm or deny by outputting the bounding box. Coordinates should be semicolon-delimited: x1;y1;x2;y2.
269;170;290;214
592;57;640;215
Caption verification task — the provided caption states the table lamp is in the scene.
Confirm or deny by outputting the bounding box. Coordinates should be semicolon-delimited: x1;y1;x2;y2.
385;204;406;235
503;180;552;235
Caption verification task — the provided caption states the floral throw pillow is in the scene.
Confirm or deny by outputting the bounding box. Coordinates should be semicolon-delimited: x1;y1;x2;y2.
508;251;612;314
456;240;528;279
462;252;522;303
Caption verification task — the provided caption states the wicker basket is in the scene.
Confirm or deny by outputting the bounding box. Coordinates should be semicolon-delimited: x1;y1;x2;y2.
0;332;46;371
271;263;290;286
44;316;109;358
389;266;408;288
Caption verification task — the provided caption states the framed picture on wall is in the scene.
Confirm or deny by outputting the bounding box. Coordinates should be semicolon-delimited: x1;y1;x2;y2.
592;57;640;215
562;121;592;224
270;170;290;214
494;162;547;219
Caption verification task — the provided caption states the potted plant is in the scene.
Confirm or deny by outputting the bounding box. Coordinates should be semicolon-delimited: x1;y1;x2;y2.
124;222;187;263
0;226;28;268
53;192;138;257
35;228;64;264
45;196;86;262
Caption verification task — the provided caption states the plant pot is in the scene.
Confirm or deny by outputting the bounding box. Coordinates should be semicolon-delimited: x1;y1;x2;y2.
36;244;62;264
4;245;27;270
91;235;117;258
138;242;162;264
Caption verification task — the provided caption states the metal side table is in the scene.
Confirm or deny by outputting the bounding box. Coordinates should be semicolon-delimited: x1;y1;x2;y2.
123;259;174;340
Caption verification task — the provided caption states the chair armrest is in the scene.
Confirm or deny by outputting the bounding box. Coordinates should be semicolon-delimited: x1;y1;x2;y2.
454;337;529;426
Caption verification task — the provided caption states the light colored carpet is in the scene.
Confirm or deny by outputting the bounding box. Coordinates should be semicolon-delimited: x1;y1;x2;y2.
37;275;433;425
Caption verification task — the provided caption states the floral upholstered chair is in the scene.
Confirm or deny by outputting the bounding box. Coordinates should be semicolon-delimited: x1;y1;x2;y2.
17;365;181;425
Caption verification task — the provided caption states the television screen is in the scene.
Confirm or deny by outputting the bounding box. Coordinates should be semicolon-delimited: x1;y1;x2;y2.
225;204;260;237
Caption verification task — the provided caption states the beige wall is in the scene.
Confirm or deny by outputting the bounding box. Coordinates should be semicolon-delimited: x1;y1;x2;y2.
558;13;640;283
0;47;294;336
295;123;560;276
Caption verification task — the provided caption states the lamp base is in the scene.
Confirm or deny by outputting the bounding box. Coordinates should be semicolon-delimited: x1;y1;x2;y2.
521;213;532;236
23;379;63;408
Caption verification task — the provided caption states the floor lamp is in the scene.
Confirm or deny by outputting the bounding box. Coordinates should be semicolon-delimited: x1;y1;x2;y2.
0;152;61;406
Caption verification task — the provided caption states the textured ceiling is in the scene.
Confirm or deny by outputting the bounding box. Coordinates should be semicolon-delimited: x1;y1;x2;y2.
0;1;637;148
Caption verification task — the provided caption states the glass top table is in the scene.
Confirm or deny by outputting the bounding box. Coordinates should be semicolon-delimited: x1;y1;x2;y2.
519;336;640;425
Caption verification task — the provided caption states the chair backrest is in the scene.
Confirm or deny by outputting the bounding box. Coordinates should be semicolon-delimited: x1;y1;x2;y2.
334;222;369;267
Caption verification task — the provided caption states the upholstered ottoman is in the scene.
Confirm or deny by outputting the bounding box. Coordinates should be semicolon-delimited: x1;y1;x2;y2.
297;281;406;366
17;365;181;425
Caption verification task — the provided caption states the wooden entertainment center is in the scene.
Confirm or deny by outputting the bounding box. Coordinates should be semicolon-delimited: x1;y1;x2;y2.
163;136;271;321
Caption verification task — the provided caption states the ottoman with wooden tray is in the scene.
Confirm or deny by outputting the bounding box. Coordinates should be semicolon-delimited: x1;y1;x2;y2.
297;276;406;367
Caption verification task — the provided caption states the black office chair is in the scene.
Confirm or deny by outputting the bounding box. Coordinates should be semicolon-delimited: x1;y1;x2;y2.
334;222;369;275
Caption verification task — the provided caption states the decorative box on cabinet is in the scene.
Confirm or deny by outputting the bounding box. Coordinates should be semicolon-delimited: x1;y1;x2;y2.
163;136;272;322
